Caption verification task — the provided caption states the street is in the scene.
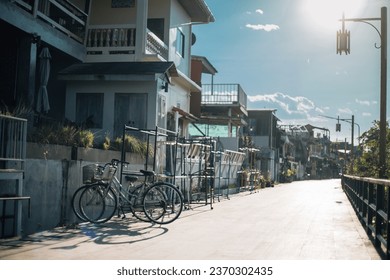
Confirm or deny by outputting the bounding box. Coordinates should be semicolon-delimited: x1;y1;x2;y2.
0;179;380;260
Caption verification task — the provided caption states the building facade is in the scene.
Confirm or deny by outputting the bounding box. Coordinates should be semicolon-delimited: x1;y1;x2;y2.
0;0;214;141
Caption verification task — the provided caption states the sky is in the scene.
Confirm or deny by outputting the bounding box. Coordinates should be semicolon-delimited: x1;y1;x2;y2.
192;0;390;143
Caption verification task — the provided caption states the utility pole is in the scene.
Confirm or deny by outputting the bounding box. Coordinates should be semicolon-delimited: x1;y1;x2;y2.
336;7;387;178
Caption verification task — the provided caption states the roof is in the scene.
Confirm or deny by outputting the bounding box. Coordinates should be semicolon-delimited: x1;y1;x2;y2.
178;0;215;23
192;55;218;75
58;62;178;80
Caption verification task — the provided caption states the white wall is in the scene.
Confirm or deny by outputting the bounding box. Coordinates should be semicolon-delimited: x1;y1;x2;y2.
169;0;192;76
65;79;158;139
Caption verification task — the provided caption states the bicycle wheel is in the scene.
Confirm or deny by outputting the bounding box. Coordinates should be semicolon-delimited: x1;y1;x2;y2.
143;182;183;224
71;185;89;222
79;183;117;223
128;184;151;222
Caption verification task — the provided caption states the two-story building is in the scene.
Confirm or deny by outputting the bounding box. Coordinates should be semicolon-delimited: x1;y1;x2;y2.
243;109;280;181
0;0;215;141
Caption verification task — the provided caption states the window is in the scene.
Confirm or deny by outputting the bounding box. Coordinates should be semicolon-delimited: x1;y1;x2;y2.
76;93;103;128
148;18;165;42
176;29;185;58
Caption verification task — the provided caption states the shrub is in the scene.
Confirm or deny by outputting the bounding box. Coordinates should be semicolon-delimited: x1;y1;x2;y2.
102;136;111;150
77;130;94;148
29;124;94;148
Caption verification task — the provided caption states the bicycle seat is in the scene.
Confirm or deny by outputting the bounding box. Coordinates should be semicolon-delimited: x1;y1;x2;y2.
125;175;138;183
140;170;156;177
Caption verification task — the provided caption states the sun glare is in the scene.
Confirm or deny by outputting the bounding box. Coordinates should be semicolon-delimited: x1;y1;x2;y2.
302;0;366;32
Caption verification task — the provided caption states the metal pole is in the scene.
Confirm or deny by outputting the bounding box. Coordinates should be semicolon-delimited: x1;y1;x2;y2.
351;115;354;173
379;7;387;178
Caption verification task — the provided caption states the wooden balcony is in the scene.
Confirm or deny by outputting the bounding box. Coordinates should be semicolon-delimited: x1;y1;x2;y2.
86;25;169;62
10;1;169;62
11;0;87;43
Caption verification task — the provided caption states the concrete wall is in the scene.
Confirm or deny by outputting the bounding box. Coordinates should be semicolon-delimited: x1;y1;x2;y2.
15;145;148;237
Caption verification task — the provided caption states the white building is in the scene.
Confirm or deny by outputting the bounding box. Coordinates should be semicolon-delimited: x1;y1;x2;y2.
59;0;214;140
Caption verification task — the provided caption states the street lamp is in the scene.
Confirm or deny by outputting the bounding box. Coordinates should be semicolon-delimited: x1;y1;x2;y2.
336;7;387;178
320;114;356;171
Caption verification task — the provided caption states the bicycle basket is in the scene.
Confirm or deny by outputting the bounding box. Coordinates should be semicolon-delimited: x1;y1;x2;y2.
101;166;116;181
82;164;101;184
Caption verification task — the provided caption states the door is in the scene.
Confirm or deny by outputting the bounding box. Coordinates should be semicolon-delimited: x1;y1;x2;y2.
114;93;147;138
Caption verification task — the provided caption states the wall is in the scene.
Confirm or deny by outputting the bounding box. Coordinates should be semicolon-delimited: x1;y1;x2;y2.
89;0;137;25
15;146;148;237
169;0;191;76
64;80;158;139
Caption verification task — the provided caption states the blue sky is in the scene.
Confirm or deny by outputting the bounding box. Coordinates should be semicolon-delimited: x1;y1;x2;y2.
192;0;389;142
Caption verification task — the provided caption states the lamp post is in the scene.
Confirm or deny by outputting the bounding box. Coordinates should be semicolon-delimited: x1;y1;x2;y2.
337;7;387;178
320;114;356;172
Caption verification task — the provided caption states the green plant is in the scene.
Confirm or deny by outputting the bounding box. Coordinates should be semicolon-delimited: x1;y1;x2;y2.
58;125;78;146
111;134;153;158
77;130;94;148
0;100;33;118
29;124;95;148
102;136;111;150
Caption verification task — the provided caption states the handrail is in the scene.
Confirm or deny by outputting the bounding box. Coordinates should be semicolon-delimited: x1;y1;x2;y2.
0;114;27;164
342;174;390;259
11;0;88;43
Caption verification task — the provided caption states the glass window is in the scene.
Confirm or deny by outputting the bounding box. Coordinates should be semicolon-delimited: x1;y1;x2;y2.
176;29;185;58
76;93;103;128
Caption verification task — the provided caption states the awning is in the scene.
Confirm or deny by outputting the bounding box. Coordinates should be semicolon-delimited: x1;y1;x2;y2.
172;106;199;122
58;61;178;81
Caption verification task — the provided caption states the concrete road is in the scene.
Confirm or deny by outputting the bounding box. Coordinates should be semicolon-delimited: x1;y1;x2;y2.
0;179;381;260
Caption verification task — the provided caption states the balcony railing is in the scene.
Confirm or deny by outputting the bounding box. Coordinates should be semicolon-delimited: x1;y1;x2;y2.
12;1;169;61
86;24;136;56
201;84;247;110
12;0;87;43
0;114;27;167
86;26;169;61
146;30;168;60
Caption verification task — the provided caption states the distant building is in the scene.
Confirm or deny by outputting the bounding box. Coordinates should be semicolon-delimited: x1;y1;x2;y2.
244;109;280;181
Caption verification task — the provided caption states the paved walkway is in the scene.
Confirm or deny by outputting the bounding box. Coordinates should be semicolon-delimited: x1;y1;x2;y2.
0;179;381;260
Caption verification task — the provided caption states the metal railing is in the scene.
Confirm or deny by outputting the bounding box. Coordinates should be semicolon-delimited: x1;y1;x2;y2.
0;114;27;167
146;29;169;60
201;84;247;109
342;175;390;259
12;0;87;43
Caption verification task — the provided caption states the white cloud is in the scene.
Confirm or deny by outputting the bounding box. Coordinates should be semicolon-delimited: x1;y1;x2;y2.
246;24;280;32
256;9;264;14
355;99;370;106
248;92;321;117
362;112;372;117
338;107;353;115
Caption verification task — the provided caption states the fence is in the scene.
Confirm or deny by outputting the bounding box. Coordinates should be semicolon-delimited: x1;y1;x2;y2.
0;114;29;238
342;175;389;259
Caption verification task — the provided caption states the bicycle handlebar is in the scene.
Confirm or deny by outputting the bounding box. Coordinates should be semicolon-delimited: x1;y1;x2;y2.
98;159;130;170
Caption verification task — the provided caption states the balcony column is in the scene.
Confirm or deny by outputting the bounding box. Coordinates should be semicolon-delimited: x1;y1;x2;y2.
135;0;148;60
16;35;37;108
228;108;232;137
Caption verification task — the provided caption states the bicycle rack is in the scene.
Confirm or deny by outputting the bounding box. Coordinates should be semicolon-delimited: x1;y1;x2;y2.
118;124;247;211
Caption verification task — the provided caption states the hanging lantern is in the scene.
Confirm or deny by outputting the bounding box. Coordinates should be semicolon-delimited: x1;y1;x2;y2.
337;13;351;55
